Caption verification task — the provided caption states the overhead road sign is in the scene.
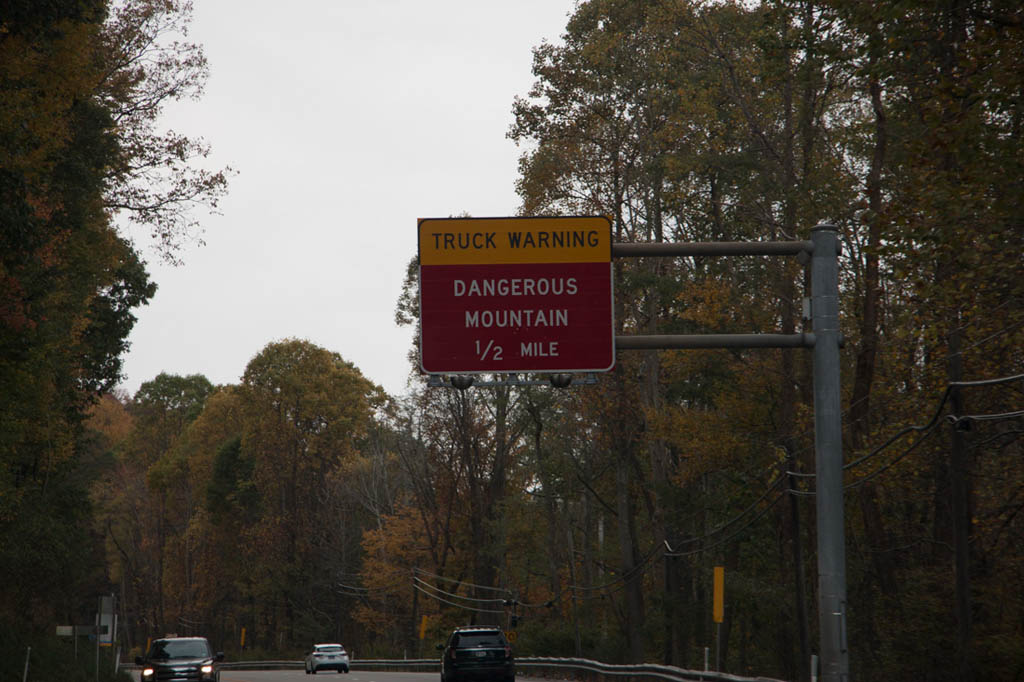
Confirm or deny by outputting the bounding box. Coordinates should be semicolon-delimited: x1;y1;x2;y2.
418;216;614;375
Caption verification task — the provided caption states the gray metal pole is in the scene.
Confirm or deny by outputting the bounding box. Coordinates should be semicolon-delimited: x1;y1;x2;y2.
617;333;813;350
715;623;721;671
612;240;814;258
810;224;848;681
95;600;101;682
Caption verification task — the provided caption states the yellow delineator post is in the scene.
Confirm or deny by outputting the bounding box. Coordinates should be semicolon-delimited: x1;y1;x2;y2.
713;566;724;623
713;566;724;670
240;627;246;649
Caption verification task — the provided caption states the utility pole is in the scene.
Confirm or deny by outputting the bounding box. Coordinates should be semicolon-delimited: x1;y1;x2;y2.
947;326;973;681
810;225;848;681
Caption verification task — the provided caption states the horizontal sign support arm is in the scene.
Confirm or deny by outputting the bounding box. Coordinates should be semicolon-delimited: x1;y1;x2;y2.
617;333;815;350
612;241;814;258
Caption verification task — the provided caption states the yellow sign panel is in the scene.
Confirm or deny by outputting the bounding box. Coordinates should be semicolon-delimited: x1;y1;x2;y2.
418;216;611;266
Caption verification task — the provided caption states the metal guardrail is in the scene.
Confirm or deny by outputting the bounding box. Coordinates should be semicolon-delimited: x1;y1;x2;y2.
219;660;304;669
517;657;787;682
206;657;786;682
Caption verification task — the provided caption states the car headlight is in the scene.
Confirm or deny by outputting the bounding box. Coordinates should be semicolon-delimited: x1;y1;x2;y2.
202;664;213;673
142;668;155;677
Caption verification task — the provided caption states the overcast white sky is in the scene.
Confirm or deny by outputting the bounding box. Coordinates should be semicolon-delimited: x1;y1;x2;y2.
117;1;576;398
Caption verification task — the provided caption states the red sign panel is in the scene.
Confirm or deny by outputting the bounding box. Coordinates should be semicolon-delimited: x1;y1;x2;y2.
418;217;614;374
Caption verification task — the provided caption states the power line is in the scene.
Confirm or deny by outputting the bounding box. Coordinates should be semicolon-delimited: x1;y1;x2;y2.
974;429;1024;448
513;596;557;609
960;315;1024;356
843;425;942;491
949;372;1024;389
334;579;407;598
788;372;1024;485
947;409;1024;425
406;476;785;609
663;476;787;550
405;372;1020;613
557;488;787;601
412;576;508;604
903;298;1024;364
409;568;560;609
786;411;946;497
412;582;505;614
526;456;795;601
563;538;665;596
664;490;787;557
412;567;513;596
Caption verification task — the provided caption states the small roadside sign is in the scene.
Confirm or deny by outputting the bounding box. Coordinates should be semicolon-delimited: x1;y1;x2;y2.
56;625;108;636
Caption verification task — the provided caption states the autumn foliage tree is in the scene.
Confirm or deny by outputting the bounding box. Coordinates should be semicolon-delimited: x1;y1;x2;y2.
0;0;228;662
89;340;384;653
234;339;381;647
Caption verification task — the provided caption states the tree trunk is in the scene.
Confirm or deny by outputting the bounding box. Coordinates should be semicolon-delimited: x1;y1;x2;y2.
787;453;811;682
850;20;897;603
615;445;646;662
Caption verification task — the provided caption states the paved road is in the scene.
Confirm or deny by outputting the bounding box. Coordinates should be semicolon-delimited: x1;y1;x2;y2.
130;669;540;682
222;673;432;682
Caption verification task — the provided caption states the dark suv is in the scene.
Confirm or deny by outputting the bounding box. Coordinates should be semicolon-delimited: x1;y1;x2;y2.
135;636;224;682
439;626;515;682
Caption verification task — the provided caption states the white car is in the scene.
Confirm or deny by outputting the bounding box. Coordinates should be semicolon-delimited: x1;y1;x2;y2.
305;643;350;674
